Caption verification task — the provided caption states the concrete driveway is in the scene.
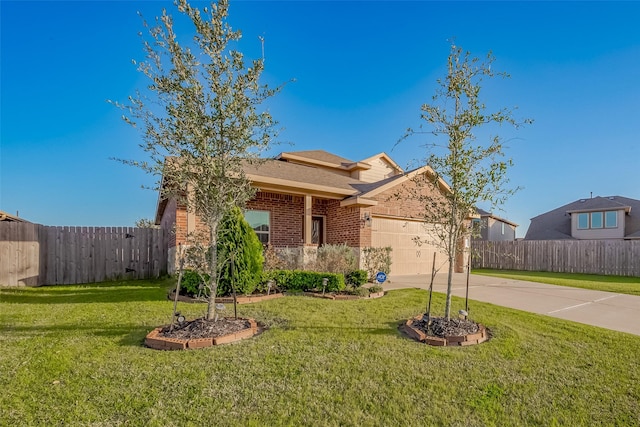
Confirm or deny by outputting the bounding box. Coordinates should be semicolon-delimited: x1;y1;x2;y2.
384;273;640;336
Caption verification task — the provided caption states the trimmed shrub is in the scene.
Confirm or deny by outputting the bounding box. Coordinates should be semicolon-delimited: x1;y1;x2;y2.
368;285;384;294
347;286;370;297
263;269;345;293
345;270;368;287
216;206;264;296
178;269;209;297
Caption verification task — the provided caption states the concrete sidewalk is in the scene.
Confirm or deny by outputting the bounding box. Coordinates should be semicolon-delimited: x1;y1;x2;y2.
384;273;640;336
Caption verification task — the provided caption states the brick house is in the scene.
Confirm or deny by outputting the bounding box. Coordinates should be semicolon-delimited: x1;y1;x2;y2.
155;150;470;276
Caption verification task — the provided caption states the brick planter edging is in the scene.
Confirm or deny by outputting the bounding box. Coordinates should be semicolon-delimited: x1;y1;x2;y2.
145;318;258;351
403;315;488;347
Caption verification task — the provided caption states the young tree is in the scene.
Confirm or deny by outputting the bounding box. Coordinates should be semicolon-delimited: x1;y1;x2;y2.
113;0;280;320
400;44;531;320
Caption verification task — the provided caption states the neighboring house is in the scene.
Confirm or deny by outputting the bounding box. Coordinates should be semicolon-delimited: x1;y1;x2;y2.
0;211;30;223
524;196;640;240
155;150;472;275
472;208;518;241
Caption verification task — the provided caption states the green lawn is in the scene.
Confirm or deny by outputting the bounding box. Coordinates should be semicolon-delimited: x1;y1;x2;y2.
473;269;640;296
1;279;639;426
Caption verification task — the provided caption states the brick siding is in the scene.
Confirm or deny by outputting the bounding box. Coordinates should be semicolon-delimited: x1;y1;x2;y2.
246;192;305;247
326;200;363;247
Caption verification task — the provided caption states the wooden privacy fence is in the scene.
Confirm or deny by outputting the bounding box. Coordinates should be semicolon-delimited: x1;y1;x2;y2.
472;240;640;277
0;222;167;286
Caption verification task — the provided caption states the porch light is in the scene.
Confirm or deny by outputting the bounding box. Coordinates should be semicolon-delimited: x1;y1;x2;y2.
362;212;372;227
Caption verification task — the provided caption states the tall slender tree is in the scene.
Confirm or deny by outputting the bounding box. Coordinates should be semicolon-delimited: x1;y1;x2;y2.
113;0;281;320
400;44;531;320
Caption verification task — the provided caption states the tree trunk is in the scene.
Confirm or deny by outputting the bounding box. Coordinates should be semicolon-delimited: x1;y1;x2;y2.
444;253;454;320
206;222;219;321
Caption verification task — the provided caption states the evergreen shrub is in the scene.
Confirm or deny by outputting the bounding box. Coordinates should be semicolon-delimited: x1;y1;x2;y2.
345;270;368;286
216;206;264;296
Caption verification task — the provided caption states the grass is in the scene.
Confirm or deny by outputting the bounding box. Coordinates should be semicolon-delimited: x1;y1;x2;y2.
473;269;640;296
2;278;640;426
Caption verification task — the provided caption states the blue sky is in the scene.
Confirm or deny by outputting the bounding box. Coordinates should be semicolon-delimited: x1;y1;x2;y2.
1;1;639;237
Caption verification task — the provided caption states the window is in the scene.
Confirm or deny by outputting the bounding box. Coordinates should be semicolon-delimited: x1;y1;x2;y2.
501;222;505;235
245;210;270;245
577;213;589;229
576;211;618;230
605;211;617;228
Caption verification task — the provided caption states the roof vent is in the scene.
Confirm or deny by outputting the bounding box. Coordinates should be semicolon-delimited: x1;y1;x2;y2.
609;197;615;200
579;199;586;203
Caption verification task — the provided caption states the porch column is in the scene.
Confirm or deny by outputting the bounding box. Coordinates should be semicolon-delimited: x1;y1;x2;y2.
304;195;313;245
186;183;196;236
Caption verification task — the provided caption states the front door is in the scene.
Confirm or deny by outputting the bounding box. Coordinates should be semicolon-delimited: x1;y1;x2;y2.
312;216;324;245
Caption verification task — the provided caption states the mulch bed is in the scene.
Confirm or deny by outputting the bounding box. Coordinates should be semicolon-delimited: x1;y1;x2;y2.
411;316;480;337
160;317;252;340
402;315;489;347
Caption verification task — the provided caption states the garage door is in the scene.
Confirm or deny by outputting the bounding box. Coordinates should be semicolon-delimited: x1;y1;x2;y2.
371;217;449;276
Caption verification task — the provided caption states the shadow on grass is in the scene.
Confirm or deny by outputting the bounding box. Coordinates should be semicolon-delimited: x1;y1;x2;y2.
274;322;402;338
3;322;160;347
0;280;173;304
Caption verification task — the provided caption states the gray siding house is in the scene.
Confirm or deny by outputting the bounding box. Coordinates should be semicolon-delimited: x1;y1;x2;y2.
472;208;518;241
525;195;640;240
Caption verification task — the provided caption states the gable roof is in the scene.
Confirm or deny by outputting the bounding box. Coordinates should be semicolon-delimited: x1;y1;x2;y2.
358;152;404;175
0;210;30;223
276;150;371;172
525;195;640;240
565;196;632;213
244;159;364;198
155;150;457;220
277;150;354;166
476;208;518;227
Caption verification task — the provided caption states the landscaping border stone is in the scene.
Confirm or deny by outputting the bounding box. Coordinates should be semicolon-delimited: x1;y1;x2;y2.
145;318;258;350
403;315;488;347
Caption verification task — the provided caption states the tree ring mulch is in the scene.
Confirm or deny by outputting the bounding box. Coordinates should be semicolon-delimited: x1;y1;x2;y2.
145;317;260;350
402;315;489;347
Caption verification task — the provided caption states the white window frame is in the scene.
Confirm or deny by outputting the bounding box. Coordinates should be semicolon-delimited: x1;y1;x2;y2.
577;211;618;230
605;211;618;229
590;212;603;229
577;213;589;230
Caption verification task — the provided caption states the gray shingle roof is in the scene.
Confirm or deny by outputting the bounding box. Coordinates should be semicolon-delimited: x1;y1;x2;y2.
525;195;640;240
